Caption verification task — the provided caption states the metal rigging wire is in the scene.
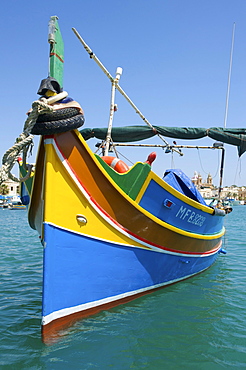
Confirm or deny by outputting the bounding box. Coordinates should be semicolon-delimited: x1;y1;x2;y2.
196;147;220;180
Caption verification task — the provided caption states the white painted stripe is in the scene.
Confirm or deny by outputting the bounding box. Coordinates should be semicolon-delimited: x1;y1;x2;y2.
44;138;53;145
49;135;225;243
49;138;221;257
42;266;211;326
44;221;221;258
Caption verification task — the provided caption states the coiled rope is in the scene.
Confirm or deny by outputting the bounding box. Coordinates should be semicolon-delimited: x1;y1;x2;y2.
0;98;54;184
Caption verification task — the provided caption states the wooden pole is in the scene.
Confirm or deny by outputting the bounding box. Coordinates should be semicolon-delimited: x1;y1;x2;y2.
72;28;172;148
104;68;122;156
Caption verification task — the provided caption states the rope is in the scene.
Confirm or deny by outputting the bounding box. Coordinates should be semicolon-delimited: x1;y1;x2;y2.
0;98;54;184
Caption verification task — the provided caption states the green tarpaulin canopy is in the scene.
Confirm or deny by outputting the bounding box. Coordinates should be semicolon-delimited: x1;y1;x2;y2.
80;126;246;156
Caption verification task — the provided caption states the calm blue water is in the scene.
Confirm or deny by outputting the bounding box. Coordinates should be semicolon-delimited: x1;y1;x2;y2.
0;207;245;369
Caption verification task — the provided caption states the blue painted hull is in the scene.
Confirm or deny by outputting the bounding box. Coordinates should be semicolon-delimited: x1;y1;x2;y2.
42;222;219;327
28;132;225;343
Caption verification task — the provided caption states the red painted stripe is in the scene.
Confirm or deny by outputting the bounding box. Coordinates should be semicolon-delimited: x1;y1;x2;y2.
54;137;93;198
50;52;64;63
89;195;221;256
53;137;220;256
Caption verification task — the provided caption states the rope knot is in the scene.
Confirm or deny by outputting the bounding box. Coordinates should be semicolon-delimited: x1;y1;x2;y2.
0;98;54;184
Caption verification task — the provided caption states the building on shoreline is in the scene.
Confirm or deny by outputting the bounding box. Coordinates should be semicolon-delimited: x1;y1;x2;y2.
191;172;246;202
1;179;20;196
0;179;20;205
191;172;217;199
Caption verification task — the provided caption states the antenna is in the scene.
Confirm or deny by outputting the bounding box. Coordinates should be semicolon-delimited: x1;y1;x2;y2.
224;22;236;128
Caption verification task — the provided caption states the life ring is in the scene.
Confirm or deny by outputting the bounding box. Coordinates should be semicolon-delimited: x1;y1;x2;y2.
101;156;129;173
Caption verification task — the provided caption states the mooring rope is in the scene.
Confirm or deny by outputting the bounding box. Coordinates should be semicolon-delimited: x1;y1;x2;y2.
0;98;54;184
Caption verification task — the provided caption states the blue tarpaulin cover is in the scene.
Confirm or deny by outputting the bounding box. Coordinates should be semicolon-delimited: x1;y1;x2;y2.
163;169;207;205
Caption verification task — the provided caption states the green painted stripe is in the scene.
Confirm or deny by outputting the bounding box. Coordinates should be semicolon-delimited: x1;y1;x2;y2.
49;17;64;88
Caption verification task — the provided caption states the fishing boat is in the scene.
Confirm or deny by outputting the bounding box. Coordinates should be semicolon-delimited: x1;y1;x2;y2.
8;203;26;210
2;17;246;343
224;198;241;206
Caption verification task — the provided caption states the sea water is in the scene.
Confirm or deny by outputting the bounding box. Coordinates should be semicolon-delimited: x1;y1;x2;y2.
0;207;245;369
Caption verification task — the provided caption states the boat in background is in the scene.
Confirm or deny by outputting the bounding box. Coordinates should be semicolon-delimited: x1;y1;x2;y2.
8;202;26;210
4;17;246;344
224;198;241;206
0;195;26;210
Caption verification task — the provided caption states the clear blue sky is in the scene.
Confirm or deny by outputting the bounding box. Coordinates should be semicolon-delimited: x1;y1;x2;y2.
1;0;246;186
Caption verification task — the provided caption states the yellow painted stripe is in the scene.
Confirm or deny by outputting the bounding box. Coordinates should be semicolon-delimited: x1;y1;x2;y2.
135;171;214;214
135;172;152;203
49;133;224;241
43;142;151;250
74;131;223;239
